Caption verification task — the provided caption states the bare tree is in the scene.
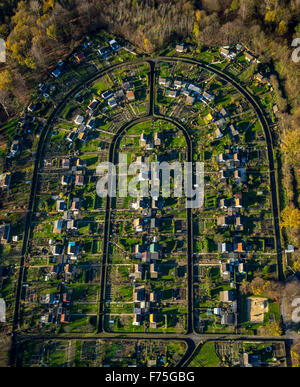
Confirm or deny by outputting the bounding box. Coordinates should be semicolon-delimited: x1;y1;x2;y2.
0;89;12;118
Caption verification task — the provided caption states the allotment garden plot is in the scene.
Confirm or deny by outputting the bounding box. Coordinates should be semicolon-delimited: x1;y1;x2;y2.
19;61;150;334
155;60;278;335
17;338;187;367
104;119;189;333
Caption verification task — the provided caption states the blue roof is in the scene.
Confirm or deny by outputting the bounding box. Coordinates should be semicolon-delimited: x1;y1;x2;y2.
52;68;61;77
102;90;113;99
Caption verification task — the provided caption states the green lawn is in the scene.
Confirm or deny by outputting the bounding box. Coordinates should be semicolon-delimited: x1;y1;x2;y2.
92;80;109;95
189;342;219;367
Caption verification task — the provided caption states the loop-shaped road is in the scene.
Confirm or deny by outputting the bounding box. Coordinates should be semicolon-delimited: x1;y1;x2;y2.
10;55;284;367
